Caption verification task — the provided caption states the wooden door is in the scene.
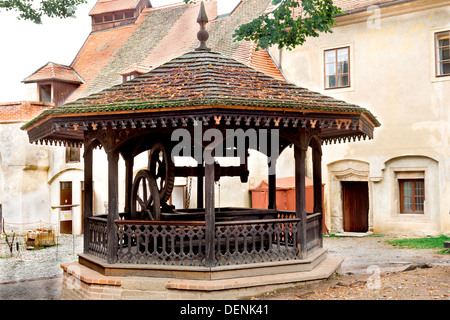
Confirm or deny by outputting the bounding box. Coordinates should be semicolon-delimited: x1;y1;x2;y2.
60;181;73;234
342;181;369;232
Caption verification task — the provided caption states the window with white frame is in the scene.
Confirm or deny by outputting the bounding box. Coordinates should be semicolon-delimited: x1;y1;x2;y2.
435;31;450;76
324;46;350;89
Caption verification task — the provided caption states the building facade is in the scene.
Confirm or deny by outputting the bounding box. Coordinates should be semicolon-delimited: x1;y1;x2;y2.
269;0;450;235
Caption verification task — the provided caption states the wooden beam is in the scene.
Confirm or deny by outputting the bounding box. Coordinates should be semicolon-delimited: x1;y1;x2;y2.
174;164;249;179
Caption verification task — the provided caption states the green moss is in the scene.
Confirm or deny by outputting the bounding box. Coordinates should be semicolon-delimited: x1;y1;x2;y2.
386;235;450;251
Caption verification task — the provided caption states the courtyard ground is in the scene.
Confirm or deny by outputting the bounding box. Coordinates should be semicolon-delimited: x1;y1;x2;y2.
257;234;450;300
0;234;448;300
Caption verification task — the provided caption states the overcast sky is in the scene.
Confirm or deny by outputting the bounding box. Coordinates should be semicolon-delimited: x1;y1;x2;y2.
0;0;183;103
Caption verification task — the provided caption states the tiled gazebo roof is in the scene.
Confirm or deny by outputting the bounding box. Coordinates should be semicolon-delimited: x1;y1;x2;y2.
24;50;379;124
22;48;379;147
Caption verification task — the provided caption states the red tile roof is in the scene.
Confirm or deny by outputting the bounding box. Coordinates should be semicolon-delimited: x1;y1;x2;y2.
264;0;400;14
89;0;141;15
335;0;399;12
68;13;149;101
0;101;53;123
65;0;284;103
265;0;402;17
23;62;84;84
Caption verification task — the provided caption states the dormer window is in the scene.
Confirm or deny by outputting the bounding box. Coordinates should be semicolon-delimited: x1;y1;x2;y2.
120;64;151;83
89;0;150;32
23;62;84;107
39;84;52;103
124;74;136;82
125;11;135;19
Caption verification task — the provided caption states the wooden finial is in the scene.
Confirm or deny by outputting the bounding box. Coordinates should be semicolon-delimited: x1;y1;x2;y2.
196;2;211;51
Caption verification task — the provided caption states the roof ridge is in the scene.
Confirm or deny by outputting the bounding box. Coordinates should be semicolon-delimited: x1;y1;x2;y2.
147;1;186;12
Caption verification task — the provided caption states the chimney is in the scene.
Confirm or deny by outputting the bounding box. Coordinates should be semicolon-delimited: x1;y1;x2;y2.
217;0;241;18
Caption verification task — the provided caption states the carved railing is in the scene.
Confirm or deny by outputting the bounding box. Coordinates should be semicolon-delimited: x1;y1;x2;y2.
306;212;323;253
116;221;207;266
87;216;108;260
278;210;323;253
214;218;301;266
86;211;322;267
114;217;301;267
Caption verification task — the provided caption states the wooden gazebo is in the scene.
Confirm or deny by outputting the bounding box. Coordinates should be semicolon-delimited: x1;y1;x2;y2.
22;4;379;279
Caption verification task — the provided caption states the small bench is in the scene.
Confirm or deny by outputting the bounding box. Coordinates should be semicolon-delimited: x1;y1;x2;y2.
444;241;450;249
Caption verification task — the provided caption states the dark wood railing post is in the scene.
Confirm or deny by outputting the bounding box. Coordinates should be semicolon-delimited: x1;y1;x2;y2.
268;158;277;210
83;144;93;254
312;137;324;247
295;130;308;259
197;162;204;209
124;156;134;216
107;150;120;264
204;160;215;268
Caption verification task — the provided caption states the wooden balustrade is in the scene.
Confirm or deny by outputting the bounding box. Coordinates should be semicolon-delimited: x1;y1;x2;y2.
86;210;322;267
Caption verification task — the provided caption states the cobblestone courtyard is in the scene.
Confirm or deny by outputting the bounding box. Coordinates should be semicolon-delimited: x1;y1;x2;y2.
0;235;83;284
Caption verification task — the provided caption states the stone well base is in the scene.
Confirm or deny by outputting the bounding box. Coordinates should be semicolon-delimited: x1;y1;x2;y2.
60;251;343;300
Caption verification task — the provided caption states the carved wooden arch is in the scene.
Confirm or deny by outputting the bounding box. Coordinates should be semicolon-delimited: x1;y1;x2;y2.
83;130;106;155
278;127;322;150
118;132;175;159
308;133;323;156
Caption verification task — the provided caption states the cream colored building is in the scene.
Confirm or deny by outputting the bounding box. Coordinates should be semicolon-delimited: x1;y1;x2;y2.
269;0;450;235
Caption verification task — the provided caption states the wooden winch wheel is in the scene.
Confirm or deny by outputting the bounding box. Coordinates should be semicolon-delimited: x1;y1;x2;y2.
130;170;161;220
148;142;175;203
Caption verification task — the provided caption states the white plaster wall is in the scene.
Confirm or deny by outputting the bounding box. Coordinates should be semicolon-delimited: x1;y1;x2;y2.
0;123;50;232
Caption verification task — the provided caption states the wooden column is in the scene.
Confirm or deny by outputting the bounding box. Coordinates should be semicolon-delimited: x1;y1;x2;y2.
267;134;277;210
197;162;204;209
107;150;120;264
124;155;134;216
312;138;323;246
204;160;215;268
294;130;308;259
83;145;93;254
268;165;277;210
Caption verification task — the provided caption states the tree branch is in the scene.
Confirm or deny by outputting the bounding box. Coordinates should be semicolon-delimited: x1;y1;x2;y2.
0;0;87;24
